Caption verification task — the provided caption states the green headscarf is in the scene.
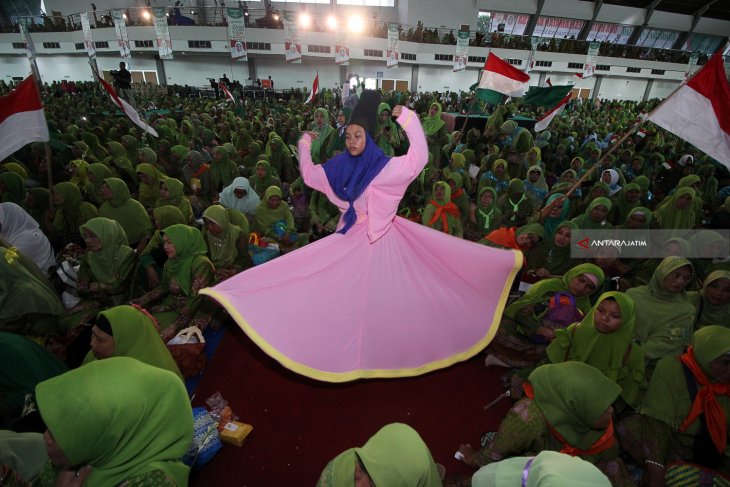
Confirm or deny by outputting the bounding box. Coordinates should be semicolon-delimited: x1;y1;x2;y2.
169;145;189;166
610;182;641;224
253;186;293;237
202;205;242;267
79;217;134;285
36;357;192;487
251;160;278;197
311;108;335;163
99;178;152;245
0;172;26;204
162;224;208;295
24;188;51;226
153;205;185;230
138;147;158;165
157;178;193;223
528;361;621;450
476;186;501;232
317;423;441;487
87;163;113;205
621;206;652;229
572;197;612;229
547;291;645;407
135;163;167;208
690;270;730;329
422;102;445;136
82;305;182;380
654;187;696;232
528;220;578;276
209;146;239;192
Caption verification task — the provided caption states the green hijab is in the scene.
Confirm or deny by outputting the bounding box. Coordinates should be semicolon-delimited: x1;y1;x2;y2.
254;186;291;236
136;163;166;208
153;205;186;230
528;220;578;276
528;361;621;450
547;291;645;407
157;178;193;223
162;224;208;295
251;160;278;197
0;172;26;204
138;147;158;165
25;188;51;226
311;108;335;163
691;270;730;329
203;205;241;267
422;102;446;136
572;197;612;229
611;182;641;224
99;178;151;245
87;163;113;205
209;146;239;192
36;357;192;487
79;217;134;284
317;423;441;487
654;187;696;232
621;206;652;229
476;187;501;232
52;182;83;233
82;305;182;380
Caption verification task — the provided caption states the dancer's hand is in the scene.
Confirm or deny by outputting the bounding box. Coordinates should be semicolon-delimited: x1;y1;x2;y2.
457;444;480;468
392;105;404;118
301;131;319;140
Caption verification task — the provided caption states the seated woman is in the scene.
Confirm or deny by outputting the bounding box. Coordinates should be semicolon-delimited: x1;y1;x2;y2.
36;357;193;486
23;188;52;233
48;182;99;249
218;176;260;220
627;256;696;368
464;187;501;241
689;270;730;329
480;223;544;254
132;224;216;341
447;173;470;226
81;305;182;380
478;159;510;196
309;189;340;240
496;179;534;227
156;178;194;224
135;163;166;209
202;205;250;282
98;178;152;250
252;186;307;252
485;263;604;369
86;163;113;206
546;291;645;410
571;197;612;229
530;193;570;243
0;172;26;205
422;181;463;238
526;221;580;279
458;361;635;486
317;423;443;487
0;202;56;275
139;206;186;290
62;217;137;330
250;160;282;200
653;187;696;237
618;326;730;486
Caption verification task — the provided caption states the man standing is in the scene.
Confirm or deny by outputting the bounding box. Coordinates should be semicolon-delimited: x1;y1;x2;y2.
113;62;133;105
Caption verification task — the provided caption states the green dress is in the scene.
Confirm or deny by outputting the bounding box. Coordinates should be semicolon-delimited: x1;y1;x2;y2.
135;162;167;209
98;178;153;246
156;178;194;224
36;357;192;487
202;205;248;281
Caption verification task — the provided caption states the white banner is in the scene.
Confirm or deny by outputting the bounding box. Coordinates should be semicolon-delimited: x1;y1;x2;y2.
386;23;399;68
583;41;599;78
684;51;700;81
112;10;131;59
81;12;96;58
526;36;539;73
153;7;173;59
453;30;469;72
283;11;301;63
18;21;35;60
227;8;247;61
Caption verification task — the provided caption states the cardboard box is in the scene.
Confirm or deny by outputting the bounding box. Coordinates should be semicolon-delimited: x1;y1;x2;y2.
219;421;253;447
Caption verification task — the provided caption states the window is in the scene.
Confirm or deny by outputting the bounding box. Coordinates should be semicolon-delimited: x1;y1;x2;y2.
468;55;486;64
188;40;212;48
595;64;610;71
401;53;416;61
533;17;584;39
135;40;153;48
535;60;552;67
637;29;678;50
364;49;383;57
484;12;530;35
507;59;522;66
435;54;453;61
651;69;665;75
337;0;394;5
586;23;633;44
683;34;724;54
12;42;25;49
568;62;584;69
248;42;271;50
42;42;60;48
626;67;641;73
307;45;331;53
95;41;109;49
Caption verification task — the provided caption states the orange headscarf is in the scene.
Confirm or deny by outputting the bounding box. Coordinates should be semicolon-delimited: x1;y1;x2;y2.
427;200;460;234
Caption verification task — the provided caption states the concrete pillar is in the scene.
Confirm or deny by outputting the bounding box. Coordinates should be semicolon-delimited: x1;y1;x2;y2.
155;55;167;86
410;64;419;92
643;79;654;102
248;57;257;85
591;76;603;100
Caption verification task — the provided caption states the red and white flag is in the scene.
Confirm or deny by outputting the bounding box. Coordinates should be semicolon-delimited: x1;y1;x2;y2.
90;64;158;137
477;52;531;97
0;75;49;162
645;52;730;169
304;72;319;105
220;82;235;103
534;93;571;132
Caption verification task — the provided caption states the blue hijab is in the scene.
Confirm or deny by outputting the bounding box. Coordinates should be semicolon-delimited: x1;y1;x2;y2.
322;132;391;234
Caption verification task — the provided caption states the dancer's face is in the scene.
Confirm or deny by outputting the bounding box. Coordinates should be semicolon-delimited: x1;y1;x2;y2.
345;124;367;156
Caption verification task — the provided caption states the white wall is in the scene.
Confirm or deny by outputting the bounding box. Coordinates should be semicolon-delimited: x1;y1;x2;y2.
162;53;248;86
416;65;475;92
540;0;594;21
402;0;475;29
647;11;691;32
596;4;644;26
474;0;539;15
648;80;680;99
597;76;647;101
253;56;342;90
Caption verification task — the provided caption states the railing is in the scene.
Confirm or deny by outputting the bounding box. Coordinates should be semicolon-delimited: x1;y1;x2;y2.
3;6;712;66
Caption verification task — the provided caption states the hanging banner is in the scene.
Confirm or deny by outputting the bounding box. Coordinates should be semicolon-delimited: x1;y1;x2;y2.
18;20;35;60
153;7;173;59
386;23;399;68
227;7;248;61
583;41;599;78
283;11;302;63
81;12;96;58
112;10;131;59
335;35;349;65
525;36;539;73
684;51;700;81
453;30;469;72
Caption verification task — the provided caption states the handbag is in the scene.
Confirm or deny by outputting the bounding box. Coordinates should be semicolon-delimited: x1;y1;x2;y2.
665;462;730;487
166;326;206;378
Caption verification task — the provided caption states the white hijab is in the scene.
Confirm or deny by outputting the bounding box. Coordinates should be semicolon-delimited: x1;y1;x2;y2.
0;202;56;275
218;177;260;217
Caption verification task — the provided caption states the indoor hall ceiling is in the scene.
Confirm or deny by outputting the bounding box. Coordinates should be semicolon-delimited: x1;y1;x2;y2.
591;0;730;21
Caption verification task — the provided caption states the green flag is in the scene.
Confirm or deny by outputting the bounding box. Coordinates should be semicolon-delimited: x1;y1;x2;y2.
523;85;574;108
476;88;504;105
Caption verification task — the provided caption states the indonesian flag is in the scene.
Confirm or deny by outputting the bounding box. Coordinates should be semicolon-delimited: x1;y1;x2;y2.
477;52;531;97
0;75;49;162
304;72;319;105
90;64;158;137
220;82;235;103
535;93;571;132
645;52;730;169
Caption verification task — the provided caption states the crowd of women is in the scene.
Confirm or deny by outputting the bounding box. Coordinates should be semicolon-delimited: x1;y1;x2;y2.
0;77;729;486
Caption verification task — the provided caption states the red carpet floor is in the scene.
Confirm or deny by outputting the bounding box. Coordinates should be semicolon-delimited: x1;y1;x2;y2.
190;325;512;486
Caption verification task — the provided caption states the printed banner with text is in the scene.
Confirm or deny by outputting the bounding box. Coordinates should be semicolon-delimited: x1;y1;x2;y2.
335;34;349;65
387;23;399;68
453;31;469;72
81;12;96;58
227;8;248;61
112;10;131;59
583;41;599;78
153;7;173;59
283;11;302;63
